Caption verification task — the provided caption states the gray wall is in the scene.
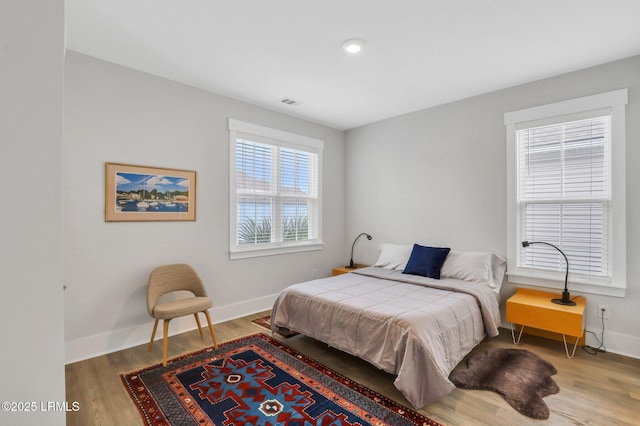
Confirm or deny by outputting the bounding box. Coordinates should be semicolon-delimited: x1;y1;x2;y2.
0;1;66;424
345;56;640;357
63;52;346;362
62;51;640;361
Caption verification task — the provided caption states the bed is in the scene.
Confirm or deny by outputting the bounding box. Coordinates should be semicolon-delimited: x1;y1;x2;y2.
270;244;506;408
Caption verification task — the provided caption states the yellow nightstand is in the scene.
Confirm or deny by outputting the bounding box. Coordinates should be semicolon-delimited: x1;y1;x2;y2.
332;264;367;276
506;288;586;359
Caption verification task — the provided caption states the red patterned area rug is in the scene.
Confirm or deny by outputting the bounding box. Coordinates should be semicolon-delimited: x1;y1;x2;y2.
251;314;298;338
122;333;441;426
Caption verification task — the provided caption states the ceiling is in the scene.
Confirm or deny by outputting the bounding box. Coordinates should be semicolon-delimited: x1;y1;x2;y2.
65;1;640;131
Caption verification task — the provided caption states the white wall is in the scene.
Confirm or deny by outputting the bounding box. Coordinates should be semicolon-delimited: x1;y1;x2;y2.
64;52;346;363
345;55;640;358
0;1;66;425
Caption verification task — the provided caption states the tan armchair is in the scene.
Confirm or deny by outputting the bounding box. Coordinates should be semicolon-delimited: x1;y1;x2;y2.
147;263;217;365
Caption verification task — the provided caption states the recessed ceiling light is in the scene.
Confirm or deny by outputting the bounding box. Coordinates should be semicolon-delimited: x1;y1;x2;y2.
342;38;365;54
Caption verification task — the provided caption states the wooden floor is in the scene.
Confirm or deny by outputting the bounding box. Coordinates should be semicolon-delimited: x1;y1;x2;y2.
66;311;640;425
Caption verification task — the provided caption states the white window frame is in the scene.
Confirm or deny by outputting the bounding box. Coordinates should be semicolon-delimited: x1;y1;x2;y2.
505;89;627;297
229;119;324;259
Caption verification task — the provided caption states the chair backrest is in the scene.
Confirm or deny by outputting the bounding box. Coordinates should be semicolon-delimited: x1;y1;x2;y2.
147;264;207;316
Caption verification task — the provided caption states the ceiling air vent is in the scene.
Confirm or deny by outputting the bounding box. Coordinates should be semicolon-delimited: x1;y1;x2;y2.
280;98;300;106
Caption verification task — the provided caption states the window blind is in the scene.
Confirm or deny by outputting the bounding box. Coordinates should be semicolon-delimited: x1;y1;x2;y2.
280;148;319;241
517;115;610;277
236;139;272;245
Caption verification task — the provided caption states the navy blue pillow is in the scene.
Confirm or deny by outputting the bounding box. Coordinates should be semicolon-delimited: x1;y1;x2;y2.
402;244;451;279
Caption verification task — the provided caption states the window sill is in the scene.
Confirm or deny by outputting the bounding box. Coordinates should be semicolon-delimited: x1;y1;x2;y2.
229;241;324;260
507;272;626;298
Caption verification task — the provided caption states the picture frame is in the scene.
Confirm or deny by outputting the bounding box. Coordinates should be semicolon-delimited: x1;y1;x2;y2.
105;162;196;222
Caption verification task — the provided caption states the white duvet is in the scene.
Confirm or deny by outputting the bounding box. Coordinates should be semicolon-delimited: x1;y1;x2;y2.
271;266;501;408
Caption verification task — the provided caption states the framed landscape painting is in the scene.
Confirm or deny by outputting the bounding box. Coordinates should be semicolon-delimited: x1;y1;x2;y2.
105;162;196;222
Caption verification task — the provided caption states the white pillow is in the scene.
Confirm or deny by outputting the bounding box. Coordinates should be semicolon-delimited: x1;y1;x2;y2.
373;243;413;270
440;250;507;292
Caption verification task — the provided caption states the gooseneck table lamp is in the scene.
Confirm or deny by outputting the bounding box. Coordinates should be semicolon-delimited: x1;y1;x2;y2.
348;233;372;269
521;240;576;306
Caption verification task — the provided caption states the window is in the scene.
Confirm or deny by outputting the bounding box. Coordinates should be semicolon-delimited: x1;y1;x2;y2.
229;119;323;259
505;90;627;297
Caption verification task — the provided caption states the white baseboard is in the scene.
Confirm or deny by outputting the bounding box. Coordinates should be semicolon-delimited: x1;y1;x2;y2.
585;327;640;359
65;293;278;364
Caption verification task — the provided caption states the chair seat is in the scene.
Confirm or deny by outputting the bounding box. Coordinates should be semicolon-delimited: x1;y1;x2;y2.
153;296;212;319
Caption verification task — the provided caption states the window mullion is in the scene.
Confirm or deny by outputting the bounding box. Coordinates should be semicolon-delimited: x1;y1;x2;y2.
272;145;282;243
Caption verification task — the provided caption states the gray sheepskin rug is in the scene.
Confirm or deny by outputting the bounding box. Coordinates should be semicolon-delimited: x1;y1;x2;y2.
449;348;559;419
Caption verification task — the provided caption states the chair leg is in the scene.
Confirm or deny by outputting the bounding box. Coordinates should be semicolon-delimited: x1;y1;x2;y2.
203;310;218;349
194;313;204;337
148;319;159;352
162;319;171;366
